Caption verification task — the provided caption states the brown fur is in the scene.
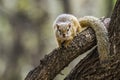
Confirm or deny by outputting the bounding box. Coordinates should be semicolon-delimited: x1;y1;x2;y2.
53;14;81;47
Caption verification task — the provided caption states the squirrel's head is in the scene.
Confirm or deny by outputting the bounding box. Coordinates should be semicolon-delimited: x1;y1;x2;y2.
55;22;72;40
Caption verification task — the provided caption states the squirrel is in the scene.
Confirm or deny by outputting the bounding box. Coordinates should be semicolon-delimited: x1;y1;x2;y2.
53;14;81;48
53;14;109;66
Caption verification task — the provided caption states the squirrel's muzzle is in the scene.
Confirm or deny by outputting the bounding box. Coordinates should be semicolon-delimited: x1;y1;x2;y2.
63;34;65;37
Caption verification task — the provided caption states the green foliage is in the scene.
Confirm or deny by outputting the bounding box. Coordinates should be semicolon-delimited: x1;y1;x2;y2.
17;0;31;12
113;0;117;4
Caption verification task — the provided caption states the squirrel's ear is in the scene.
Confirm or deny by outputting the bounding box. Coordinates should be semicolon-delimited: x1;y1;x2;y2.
68;23;71;28
56;24;59;29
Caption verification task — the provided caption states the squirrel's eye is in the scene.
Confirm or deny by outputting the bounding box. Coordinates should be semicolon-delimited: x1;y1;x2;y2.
58;29;60;32
67;29;69;31
58;30;62;34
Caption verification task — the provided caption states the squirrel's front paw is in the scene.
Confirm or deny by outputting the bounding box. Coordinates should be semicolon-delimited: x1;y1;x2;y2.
63;40;72;48
64;44;70;48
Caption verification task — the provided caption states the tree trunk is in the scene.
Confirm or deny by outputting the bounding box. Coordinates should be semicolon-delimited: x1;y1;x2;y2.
25;0;120;80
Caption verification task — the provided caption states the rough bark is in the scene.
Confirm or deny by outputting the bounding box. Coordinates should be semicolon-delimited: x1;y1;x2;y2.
25;27;97;80
65;0;120;80
108;0;120;55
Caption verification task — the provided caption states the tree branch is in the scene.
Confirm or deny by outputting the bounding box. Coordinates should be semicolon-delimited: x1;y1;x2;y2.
108;0;120;55
64;48;120;80
25;27;97;80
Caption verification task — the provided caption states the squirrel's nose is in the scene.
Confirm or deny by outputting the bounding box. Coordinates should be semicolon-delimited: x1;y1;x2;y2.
63;34;65;37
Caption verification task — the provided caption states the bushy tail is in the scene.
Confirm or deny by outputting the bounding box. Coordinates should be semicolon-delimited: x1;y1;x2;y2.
79;16;110;66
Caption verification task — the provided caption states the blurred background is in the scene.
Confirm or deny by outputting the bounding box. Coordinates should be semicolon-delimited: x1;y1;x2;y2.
0;0;116;80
